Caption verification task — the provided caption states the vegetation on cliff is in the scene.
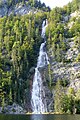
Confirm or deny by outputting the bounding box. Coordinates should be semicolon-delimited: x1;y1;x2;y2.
0;11;48;110
46;0;80;114
0;0;80;114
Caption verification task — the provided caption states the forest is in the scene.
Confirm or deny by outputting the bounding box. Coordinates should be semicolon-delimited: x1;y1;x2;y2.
0;0;80;114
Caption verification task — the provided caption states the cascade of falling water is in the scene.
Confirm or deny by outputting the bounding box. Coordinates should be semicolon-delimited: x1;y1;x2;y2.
31;20;49;114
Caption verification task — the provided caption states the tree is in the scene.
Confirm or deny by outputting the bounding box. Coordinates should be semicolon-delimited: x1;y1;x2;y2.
56;44;61;62
54;80;64;113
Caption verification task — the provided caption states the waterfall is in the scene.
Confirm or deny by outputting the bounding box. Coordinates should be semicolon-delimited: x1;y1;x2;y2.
31;20;49;114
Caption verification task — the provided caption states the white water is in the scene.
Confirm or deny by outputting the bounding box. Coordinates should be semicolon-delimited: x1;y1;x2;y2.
31;20;49;114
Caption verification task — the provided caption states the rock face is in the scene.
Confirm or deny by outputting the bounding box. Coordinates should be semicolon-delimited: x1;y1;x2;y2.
48;17;80;96
48;7;80;91
0;103;26;114
69;79;80;92
49;44;80;93
8;4;32;16
0;1;35;17
40;67;53;112
51;62;80;89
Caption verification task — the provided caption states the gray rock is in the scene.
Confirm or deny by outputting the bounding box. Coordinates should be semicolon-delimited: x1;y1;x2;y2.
0;1;36;17
0;103;26;114
29;67;35;74
69;79;80;92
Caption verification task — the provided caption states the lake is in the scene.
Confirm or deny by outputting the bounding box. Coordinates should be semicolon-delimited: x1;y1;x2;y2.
0;114;80;120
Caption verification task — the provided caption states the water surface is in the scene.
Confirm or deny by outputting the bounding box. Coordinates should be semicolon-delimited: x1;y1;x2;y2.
0;114;80;120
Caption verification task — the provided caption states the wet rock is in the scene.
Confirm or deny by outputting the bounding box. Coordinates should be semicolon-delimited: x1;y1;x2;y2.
29;67;35;74
0;107;2;113
0;103;26;114
40;66;54;112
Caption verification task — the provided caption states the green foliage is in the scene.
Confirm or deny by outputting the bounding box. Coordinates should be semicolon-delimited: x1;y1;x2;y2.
0;12;47;107
0;0;50;12
46;21;67;62
54;80;64;113
63;0;80;15
60;78;69;87
48;64;52;87
54;82;76;114
75;90;80;113
46;0;80;63
0;0;80;114
62;94;74;114
76;53;80;62
48;0;80;114
74;36;80;50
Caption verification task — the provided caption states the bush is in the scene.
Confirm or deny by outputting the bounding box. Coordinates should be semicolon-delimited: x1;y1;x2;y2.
76;53;80;62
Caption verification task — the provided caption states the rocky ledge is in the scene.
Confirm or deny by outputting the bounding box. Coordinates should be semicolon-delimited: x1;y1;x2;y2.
0;103;26;114
51;62;80;92
0;1;36;17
